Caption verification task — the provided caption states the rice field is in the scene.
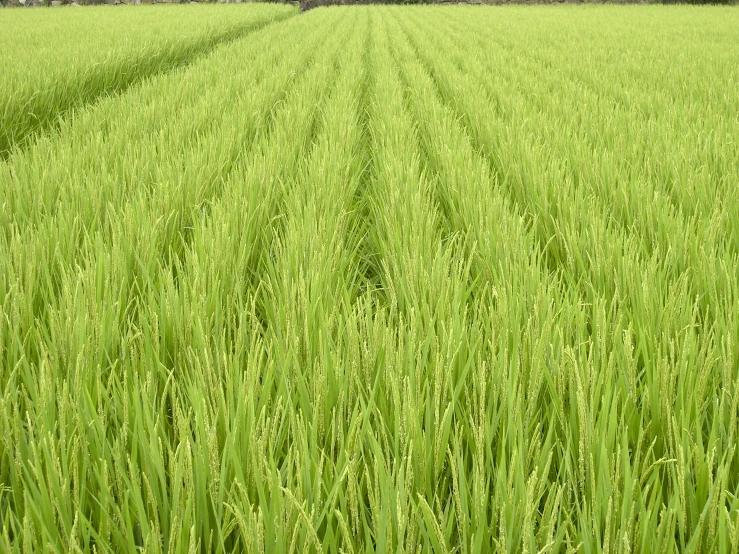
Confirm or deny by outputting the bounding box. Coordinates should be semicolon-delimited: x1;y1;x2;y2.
0;3;295;157
1;4;738;553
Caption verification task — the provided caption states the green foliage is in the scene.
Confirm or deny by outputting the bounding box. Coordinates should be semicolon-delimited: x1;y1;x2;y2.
1;5;738;553
0;3;296;158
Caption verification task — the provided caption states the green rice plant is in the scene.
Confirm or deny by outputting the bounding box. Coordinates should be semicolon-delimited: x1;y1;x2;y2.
356;18;480;549
0;8;343;387
0;3;296;158
382;6;735;548
244;16;369;549
0;8;351;553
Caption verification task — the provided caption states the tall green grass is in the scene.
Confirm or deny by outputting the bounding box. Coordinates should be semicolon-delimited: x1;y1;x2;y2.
0;3;296;158
1;5;738;553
